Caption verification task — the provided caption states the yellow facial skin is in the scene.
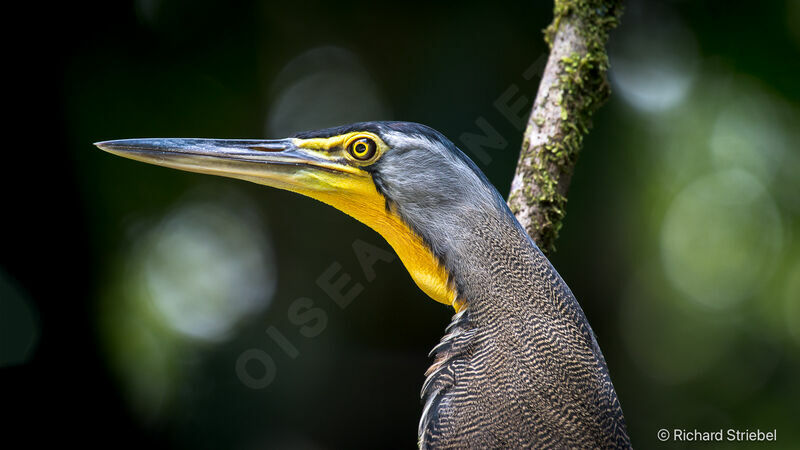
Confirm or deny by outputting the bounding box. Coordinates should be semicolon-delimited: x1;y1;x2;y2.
289;133;459;309
96;132;460;310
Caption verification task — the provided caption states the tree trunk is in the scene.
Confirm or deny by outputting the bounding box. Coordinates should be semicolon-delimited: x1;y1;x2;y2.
508;0;623;254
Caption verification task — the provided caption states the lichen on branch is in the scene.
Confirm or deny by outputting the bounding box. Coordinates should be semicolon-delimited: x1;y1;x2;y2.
507;0;622;254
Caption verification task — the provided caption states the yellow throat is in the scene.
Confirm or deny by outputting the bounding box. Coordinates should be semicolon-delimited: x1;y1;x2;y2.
278;167;459;311
255;134;461;310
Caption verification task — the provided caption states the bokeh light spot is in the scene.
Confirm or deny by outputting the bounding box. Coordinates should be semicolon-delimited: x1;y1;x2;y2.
0;269;39;367
136;189;277;342
609;0;698;112
710;90;789;183
785;259;800;345
660;170;782;309
266;46;390;136
100;186;277;420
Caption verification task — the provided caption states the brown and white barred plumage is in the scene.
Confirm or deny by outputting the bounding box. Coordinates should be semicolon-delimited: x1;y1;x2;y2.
416;214;630;449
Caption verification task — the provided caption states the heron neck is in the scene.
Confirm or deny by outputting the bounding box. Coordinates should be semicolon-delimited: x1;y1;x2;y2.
442;210;547;316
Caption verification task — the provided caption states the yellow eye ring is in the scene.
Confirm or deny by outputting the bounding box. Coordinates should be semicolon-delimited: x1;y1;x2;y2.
347;137;377;161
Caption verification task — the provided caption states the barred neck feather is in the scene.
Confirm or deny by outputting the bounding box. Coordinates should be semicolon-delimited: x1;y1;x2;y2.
417;213;630;449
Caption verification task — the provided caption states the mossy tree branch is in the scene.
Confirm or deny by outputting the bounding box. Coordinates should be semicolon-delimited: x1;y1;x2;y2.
507;0;622;254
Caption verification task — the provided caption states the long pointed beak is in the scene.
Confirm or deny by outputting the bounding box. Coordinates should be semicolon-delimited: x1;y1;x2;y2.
94;138;357;190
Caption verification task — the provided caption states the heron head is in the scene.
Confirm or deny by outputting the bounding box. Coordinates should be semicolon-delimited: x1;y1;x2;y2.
96;121;506;310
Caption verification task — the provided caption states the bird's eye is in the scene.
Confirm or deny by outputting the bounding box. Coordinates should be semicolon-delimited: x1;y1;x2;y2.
348;137;377;161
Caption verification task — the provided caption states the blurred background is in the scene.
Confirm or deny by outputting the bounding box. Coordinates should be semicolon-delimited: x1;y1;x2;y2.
3;0;799;448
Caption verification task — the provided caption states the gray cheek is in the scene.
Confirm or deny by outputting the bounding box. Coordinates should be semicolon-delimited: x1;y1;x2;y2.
375;149;501;262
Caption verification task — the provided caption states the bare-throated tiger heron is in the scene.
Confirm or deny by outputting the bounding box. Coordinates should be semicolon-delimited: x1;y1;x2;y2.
96;122;631;448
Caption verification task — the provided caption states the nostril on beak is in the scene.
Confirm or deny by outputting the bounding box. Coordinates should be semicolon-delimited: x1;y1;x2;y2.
248;140;292;152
